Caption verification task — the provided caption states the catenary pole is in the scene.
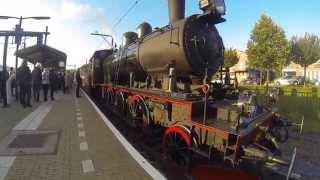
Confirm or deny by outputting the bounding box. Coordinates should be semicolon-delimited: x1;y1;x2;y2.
2;35;9;107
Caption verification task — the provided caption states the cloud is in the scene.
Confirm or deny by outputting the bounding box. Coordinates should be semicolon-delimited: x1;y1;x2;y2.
61;1;91;20
0;0;113;68
60;0;104;23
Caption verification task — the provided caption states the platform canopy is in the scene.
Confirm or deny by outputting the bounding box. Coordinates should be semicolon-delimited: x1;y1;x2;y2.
16;44;67;69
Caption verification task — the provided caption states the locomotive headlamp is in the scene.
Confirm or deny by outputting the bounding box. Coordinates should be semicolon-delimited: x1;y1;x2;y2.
215;0;226;15
199;0;226;15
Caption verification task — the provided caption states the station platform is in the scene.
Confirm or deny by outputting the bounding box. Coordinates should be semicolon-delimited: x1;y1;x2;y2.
0;90;165;180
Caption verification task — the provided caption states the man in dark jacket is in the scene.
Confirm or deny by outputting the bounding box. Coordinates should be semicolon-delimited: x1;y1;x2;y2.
17;61;32;107
75;69;82;98
61;72;66;94
32;63;42;102
1;70;9;107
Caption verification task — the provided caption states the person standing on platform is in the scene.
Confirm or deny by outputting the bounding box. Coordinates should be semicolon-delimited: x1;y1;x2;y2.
64;72;69;93
9;68;16;98
62;72;66;94
65;71;73;93
17;60;32;108
42;68;50;101
49;68;56;101
6;71;15;105
32;63;42;102
9;68;14;77
9;68;14;96
42;68;49;101
0;70;9;106
68;72;74;91
75;69;82;98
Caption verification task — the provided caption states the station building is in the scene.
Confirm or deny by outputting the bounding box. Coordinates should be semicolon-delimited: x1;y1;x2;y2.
283;60;320;81
229;50;260;83
229;50;320;83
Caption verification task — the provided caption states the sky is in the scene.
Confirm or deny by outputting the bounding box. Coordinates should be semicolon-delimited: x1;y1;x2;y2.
0;0;319;68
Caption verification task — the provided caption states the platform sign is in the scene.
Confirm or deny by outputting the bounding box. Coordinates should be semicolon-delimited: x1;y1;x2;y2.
59;61;65;68
15;24;23;45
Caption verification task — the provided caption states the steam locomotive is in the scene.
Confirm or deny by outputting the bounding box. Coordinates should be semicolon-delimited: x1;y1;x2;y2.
81;0;295;175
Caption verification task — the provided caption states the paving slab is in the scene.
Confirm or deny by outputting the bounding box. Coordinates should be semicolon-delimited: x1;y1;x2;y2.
0;99;42;140
3;91;153;180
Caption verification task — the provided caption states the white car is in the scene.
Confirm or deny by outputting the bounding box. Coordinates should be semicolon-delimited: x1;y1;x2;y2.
312;79;320;86
274;76;299;85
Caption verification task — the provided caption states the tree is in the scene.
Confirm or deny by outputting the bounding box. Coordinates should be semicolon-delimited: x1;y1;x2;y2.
246;15;290;84
224;48;239;68
290;33;320;85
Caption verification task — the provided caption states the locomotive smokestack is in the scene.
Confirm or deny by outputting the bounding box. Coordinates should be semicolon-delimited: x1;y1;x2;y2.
168;0;185;23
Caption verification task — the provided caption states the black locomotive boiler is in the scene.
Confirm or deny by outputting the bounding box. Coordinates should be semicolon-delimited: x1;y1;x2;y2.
81;0;296;176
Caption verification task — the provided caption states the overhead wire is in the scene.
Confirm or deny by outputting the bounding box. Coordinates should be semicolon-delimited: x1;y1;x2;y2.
93;0;142;51
112;0;143;30
94;34;112;50
92;0;144;66
138;0;167;26
111;0;143;85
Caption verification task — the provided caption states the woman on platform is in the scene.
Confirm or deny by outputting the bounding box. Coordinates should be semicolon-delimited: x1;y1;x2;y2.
42;68;50;101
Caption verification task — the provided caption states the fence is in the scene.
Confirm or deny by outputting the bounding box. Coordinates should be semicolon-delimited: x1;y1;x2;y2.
240;85;320;97
240;85;320;133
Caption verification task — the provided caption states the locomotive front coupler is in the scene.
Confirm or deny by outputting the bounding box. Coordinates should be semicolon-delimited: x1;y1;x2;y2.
241;145;289;166
271;113;304;143
255;113;291;144
273;113;304;135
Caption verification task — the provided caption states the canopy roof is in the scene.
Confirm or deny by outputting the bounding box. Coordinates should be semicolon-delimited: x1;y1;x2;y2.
89;49;113;63
16;44;67;69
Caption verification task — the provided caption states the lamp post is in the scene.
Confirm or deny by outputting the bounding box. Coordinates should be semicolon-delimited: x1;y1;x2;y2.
0;16;50;102
0;16;50;70
90;32;115;49
1;35;9;107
